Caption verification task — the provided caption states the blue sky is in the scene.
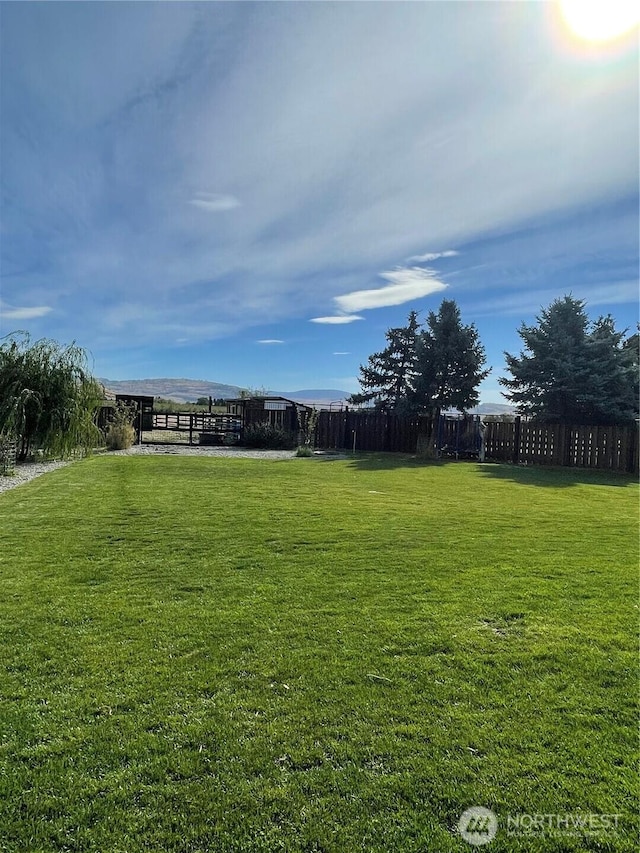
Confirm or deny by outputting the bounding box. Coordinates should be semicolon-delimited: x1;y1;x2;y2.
1;1;638;401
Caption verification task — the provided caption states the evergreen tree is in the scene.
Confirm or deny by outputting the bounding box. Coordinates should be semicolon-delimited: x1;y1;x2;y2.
500;296;638;424
349;301;489;415
348;311;420;411
412;300;489;414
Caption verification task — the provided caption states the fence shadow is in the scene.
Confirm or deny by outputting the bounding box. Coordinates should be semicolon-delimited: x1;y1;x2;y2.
341;451;449;472
335;452;637;487
477;461;637;489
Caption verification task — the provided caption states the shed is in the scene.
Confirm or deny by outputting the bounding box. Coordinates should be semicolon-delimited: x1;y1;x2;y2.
226;396;311;433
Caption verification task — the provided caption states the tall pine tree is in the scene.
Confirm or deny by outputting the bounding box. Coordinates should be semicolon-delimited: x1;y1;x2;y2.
500;296;638;424
348;311;419;412
412;300;489;414
349;301;489;414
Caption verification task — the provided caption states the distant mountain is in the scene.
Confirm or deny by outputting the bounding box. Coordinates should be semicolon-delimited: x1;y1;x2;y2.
98;378;352;406
98;378;243;403
98;378;510;412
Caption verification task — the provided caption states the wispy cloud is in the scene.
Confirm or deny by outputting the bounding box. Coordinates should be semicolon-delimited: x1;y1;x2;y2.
471;279;640;318
310;315;363;325
335;268;448;313
333;351;350;355
1;1;636;383
0;302;53;320
408;250;459;263
257;339;284;344
189;192;241;212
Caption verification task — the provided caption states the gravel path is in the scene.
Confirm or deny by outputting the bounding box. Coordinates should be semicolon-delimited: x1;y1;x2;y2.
0;445;298;495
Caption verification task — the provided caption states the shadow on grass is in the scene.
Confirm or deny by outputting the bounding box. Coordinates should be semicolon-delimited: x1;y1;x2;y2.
333;451;637;488
340;451;448;471
477;460;637;488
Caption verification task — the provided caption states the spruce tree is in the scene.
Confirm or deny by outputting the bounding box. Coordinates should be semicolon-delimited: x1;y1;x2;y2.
348;311;420;411
500;296;638;424
412;300;489;414
350;301;489;415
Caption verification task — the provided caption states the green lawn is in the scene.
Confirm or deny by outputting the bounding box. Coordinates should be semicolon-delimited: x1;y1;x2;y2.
0;454;637;852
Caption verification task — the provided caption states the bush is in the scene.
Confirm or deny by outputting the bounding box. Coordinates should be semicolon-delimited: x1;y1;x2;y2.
105;401;137;450
298;407;319;450
295;445;314;457
105;423;136;450
242;422;295;449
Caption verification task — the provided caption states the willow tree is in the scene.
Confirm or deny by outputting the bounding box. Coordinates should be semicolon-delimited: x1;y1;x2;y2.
0;334;104;461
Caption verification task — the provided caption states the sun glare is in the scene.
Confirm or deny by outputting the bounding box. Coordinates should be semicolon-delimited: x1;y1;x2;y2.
560;0;640;42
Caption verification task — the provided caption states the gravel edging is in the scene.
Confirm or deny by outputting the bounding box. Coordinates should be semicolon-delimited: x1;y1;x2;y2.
109;444;298;460
0;445;298;495
0;460;75;495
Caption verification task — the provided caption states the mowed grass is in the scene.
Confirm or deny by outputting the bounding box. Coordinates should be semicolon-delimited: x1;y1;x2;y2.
0;454;637;853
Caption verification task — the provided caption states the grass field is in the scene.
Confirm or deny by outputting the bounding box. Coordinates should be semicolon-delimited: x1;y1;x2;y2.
0;454;637;852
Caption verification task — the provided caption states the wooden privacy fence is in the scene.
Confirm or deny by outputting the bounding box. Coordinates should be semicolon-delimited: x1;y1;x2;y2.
483;420;638;473
315;411;434;454
314;411;639;474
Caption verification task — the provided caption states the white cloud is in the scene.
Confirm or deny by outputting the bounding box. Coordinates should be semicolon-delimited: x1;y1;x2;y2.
408;250;459;263
189;193;241;212
0;302;53;320
335;268;448;313
257;339;284;344
309;315;364;324
333;351;350;355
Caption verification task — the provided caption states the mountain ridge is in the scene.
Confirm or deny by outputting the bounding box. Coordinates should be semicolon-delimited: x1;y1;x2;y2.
99;377;514;413
98;378;352;405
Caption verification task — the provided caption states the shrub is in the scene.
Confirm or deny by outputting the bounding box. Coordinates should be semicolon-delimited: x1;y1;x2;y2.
298;407;319;450
105;401;137;450
105;423;136;450
242;422;295;449
295;445;314;457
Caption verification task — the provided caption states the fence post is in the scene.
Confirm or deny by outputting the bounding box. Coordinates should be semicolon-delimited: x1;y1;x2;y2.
626;424;638;474
561;423;572;467
512;416;521;464
342;407;351;451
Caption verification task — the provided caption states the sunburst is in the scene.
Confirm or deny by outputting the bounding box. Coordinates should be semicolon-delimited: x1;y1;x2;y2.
560;0;640;42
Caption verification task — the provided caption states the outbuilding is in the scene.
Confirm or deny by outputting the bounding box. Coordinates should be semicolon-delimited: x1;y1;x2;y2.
226;396;311;433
